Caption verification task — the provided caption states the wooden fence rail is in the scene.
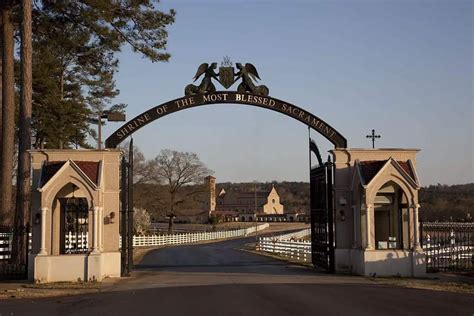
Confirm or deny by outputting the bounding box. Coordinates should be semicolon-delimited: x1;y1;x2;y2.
124;223;270;247
256;228;311;262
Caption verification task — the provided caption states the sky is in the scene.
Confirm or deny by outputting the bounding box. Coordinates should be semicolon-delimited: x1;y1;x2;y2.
101;0;473;186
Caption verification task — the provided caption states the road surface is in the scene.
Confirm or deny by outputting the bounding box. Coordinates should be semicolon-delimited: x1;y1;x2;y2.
0;234;472;315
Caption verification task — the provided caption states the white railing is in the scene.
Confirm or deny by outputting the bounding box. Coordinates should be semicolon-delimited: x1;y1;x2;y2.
127;223;269;247
256;228;312;262
257;239;311;262
267;228;311;242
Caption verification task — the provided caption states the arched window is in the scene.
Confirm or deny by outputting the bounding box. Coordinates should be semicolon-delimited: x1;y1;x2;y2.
60;197;89;254
374;181;409;250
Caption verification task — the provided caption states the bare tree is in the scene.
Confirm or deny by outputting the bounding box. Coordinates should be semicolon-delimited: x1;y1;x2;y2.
119;141;156;185
1;2;15;225
152;150;212;233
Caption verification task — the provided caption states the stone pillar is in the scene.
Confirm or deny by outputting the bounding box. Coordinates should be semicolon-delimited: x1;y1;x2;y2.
92;206;100;253
98;207;103;251
412;203;421;250
39;207;48;255
366;204;374;250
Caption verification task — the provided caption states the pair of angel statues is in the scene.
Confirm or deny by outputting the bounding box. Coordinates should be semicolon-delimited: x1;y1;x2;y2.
185;63;269;96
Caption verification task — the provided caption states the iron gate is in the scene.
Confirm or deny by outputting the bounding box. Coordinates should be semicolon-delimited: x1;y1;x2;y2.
0;224;30;280
310;159;335;272
120;139;134;276
420;222;474;272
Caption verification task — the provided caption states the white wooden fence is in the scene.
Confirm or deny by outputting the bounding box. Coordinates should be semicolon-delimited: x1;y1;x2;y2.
128;223;270;247
256;228;312;262
268;228;311;241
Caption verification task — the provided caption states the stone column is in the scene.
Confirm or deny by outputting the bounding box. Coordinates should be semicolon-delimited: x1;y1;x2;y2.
39;207;48;255
92;206;100;253
412;203;421;250
366;204;374;250
98;207;103;251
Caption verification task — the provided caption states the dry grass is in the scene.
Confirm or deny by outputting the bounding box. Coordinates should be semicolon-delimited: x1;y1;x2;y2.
0;281;101;299
371;277;474;294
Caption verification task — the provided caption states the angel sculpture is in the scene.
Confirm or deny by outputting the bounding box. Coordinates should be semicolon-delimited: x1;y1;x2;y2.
235;63;269;96
185;63;220;95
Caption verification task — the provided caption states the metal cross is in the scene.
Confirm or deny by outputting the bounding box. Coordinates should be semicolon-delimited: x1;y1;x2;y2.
366;129;381;149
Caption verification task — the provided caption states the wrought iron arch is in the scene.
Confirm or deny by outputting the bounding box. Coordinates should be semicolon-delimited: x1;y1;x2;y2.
105;92;347;148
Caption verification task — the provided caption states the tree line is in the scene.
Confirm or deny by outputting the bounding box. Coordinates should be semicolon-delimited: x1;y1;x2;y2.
130;146;473;223
419;183;474;222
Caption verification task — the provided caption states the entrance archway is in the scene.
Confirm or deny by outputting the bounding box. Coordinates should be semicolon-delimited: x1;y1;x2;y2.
105;92;347;149
107;91;346;275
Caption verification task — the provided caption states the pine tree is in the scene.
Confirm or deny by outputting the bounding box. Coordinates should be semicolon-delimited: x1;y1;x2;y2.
85;66;126;149
29;1;175;148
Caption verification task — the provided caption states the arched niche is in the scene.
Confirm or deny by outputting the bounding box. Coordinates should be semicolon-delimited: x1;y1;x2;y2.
46;181;95;256
371;181;411;250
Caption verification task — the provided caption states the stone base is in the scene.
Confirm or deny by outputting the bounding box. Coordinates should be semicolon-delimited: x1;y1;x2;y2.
29;252;121;283
344;248;426;277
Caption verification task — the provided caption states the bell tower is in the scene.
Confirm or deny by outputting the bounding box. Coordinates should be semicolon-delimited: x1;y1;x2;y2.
204;175;216;214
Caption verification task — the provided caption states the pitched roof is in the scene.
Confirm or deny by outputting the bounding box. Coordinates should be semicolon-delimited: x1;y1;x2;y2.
74;161;100;185
40;161;66;187
397;161;416;181
40;160;101;187
217;188;271;200
357;159;417;185
358;160;387;184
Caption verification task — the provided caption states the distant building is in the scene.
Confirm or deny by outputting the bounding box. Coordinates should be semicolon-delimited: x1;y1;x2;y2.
175;176;308;223
215;184;284;215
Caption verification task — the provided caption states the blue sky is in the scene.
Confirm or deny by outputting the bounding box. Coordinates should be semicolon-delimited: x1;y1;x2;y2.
101;0;473;185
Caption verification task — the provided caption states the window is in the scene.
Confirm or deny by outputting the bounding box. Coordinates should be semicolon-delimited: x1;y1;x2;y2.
272;199;275;204
60;197;89;254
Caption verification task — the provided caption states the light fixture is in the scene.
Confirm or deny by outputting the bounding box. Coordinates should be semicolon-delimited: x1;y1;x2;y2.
109;212;116;224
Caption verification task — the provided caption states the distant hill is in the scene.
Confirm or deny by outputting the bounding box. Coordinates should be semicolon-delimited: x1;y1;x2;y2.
419;183;474;221
133;181;474;222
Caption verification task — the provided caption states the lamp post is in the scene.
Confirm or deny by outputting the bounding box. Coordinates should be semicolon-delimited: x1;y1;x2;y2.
90;111;126;149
